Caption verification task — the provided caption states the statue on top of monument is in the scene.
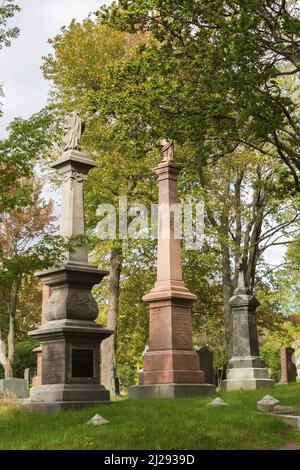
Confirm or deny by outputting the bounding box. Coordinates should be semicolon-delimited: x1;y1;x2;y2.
161;139;174;162
235;257;251;294
63;111;85;151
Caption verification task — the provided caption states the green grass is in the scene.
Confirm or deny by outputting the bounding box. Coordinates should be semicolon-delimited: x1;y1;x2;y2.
1;383;300;450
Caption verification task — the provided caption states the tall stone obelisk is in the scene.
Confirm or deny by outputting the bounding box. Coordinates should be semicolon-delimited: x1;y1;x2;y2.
24;112;113;413
221;261;275;391
129;142;215;399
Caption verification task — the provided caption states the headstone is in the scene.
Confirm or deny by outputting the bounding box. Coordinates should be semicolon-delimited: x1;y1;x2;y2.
23;112;113;413
24;368;30;382
196;346;215;384
0;378;28;399
207;397;228;407
221;261;275;391
86;414;110;426
0;339;6;367
257;395;280;412
280;347;297;383
129;141;215;399
291;340;300;377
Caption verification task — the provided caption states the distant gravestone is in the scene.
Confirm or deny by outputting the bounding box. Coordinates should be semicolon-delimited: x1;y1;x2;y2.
0;339;6;368
24;368;30;393
24;368;30;382
196;346;214;385
0;378;28;399
292;340;300;377
280;347;297;383
207;397;228;407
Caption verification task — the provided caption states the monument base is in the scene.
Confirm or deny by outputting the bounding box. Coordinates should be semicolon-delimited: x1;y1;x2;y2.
128;383;215;400
221;367;275;391
22;399;109;414
28;383;110;402
22;383;110;414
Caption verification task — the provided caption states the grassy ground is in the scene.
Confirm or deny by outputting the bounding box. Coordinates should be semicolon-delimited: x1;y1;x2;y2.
0;383;300;450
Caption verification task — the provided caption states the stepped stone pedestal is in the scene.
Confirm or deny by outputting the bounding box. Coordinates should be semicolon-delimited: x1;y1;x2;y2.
221;263;275;391
23;115;113;413
129;142;215;399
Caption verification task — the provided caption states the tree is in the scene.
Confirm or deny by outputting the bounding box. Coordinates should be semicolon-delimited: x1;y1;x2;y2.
0;182;54;378
99;1;300;190
0;108;59;214
183;147;300;348
42;10;300;385
0;0;20;116
0;0;19;50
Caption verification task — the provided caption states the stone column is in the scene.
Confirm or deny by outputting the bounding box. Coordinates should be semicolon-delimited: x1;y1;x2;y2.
221;263;275;391
24;126;113;412
129;142;215;399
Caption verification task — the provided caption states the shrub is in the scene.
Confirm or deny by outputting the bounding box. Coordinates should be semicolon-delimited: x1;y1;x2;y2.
117;364;137;391
0;340;39;379
213;346;228;387
260;343;281;381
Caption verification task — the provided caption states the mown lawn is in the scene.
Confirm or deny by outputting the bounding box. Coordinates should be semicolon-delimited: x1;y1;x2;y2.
0;383;300;450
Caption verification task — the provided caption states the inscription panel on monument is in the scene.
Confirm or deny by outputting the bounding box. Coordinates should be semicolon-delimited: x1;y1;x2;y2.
71;349;94;378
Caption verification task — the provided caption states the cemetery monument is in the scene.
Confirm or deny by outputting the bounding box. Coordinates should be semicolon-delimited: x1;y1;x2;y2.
23;112;113;412
129;141;215;399
221;261;275;391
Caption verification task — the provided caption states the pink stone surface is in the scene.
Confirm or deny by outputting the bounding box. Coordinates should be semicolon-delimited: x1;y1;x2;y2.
140;143;205;385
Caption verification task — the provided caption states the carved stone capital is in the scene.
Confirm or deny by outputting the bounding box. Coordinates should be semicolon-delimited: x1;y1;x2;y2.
61;170;88;187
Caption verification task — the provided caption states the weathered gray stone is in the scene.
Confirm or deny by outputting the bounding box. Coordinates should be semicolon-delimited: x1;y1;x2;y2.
22;400;108;415
221;262;275;391
24;368;30;382
87;414;110;426
272;413;300;427
0;378;28;399
207;397;228;406
257;395;280;412
269;406;300;428
128;383;215;399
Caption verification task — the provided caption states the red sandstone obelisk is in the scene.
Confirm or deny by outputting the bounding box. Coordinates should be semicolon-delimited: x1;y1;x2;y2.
129;141;215;399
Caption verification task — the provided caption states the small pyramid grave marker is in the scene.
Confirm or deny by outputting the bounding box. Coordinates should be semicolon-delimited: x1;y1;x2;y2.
207;397;229;407
86;414;110;426
257;395;280;412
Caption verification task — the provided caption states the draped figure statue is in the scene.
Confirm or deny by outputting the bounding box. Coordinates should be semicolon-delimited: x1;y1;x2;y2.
63;111;85;151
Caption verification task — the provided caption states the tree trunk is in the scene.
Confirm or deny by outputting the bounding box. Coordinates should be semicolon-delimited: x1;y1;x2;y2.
220;180;233;355
101;247;123;396
4;314;15;379
222;240;233;354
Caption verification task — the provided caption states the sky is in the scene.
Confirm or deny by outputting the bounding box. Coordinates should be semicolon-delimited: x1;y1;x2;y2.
0;0;110;137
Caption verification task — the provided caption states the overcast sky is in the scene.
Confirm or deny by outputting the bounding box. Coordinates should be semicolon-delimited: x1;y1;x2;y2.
0;0;110;137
